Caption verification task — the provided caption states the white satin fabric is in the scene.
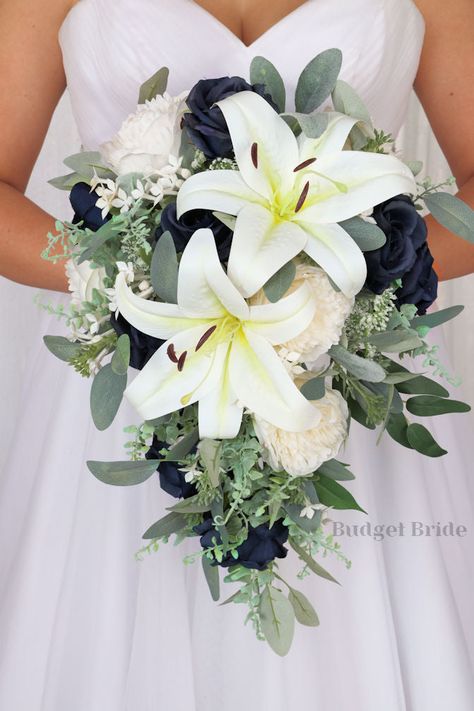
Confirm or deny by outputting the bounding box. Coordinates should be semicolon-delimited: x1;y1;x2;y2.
0;2;473;710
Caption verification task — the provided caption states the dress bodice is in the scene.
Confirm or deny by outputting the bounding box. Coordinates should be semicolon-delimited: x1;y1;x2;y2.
59;0;425;150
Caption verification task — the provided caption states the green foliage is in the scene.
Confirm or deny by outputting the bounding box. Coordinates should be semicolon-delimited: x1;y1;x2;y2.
263;260;296;303
250;56;286;112
90;363;127;430
138;66;169;103
150;230;178;302
339;216;387;252
360;128;394;154
295;49;343;113
87;459;159;485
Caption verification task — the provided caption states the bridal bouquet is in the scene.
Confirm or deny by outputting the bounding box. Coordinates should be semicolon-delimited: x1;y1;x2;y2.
42;50;473;654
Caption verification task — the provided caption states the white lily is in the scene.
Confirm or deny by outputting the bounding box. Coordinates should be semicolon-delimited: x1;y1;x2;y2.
176;92;416;298
115;228;319;438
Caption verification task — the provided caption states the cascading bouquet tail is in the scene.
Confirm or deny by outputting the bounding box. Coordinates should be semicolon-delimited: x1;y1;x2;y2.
41;49;474;655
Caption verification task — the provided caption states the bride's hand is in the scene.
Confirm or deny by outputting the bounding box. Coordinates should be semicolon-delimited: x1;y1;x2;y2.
414;0;474;281
0;0;76;292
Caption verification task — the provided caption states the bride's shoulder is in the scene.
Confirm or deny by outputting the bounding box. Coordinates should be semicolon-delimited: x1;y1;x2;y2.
411;0;472;23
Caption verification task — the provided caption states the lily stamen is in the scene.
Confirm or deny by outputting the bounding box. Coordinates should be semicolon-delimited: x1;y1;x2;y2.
293;157;317;172
251;142;258;169
295;181;310;213
195;324;217;351
167;343;178;363
177;351;187;372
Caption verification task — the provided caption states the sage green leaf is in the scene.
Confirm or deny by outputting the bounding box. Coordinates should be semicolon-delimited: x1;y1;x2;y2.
395;375;449;398
212;211;236;231
283;111;329;138
259;585;295;656
48;172;84;191
219;590;243;606
164;428;199;461
111;334;130;375
142;512;187;539
87;458;158;486
288;589;320;627
90;364;127;431
300;377;325;401
347;395;376;429
386;413;412;449
289;539;339;584
406;160;423;177
317;459;355;481
315;474;366;513
78;218;123;263
199;439;222;488
339;217;386;251
43;335;83;362
424;192;474;243
406;396;470;417
151;230;178;303
411;305;464;330
250;55;286;112
295;48;343;113
332;79;372;125
383;371;423;385
138;66;169;103
63;151;112;179
329;344;386;382
263;260;296;303
202;555;220;602
368;329;423;353
406;423;447;457
167;494;212;514
284;504;322;533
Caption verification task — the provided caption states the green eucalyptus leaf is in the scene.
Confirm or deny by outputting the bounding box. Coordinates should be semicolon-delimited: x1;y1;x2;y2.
346;395;376;429
138;66;169;103
329;344;386;382
339;217;386;251
395;374;449;398
411;305;464;330
317;459;355;481
406;160;424;177
284;504;322;533
219;590;244;606
167;494;212;514
263;260;296;302
289;539;340;584
424;192;474;243
300;377;325;401
63;151;113;179
78;218;123;263
199;439;222;488
368;329;423;353
111;334;130;375
315;474;366;513
142;512;187;539
383;371;422;385
332;79;372;125
87;458;158;486
249;55;286;112
282;111;329;138
164;428;200;461
288;589;320;627
406;423;447;457
259;585;295;656
406;396;470;417
202;555;220;601
90;364;127;431
386;413;413;449
43;335;83;362
151;230;178;303
48;172;84;191
295;48;343;113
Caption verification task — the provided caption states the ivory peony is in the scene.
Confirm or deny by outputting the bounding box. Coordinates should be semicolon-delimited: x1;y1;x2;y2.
65;258;106;306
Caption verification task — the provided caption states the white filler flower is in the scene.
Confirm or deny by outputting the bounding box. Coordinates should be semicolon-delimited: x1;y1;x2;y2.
177;91;416;298
100;92;187;176
114;228;320;439
253;387;349;477
65;258;106;305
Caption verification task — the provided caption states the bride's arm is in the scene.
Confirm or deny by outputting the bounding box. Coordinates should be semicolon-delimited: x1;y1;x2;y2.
0;0;76;292
413;0;474;281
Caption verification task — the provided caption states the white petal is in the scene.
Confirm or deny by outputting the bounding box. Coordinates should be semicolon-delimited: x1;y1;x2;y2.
299;151;417;224
227;204;308;298
297;112;358;161
124;325;218;421
114;272;208;339
230;329;320;432
299;221;367;297
176;169;262;218
198;344;243;439
217;90;299;199
247;282;316;344
178;229;249;320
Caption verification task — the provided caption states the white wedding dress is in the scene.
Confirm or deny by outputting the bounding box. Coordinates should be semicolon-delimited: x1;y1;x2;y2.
0;1;473;709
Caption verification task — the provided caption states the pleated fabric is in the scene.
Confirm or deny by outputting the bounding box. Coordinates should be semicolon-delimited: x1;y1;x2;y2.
1;1;473;709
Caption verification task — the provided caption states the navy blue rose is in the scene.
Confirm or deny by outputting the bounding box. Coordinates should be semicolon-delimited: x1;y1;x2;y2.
183;76;278;159
364;195;438;313
70;182;109;232
155;203;233;262
193;518;289;571
110;312;164;370
145;434;198;500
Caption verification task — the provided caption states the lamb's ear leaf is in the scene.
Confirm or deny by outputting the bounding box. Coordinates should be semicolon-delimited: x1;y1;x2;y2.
295;48;342;113
250;56;286;113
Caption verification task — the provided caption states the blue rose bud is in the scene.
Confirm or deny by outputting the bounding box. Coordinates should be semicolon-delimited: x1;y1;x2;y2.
69;182;109;232
145;434;198;500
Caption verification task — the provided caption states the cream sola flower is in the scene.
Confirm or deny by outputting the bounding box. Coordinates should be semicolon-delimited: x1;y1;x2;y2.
114;228;320;439
176;91;417;298
253;386;349;477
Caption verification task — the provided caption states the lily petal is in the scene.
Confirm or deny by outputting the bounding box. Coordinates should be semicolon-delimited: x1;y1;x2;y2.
198;343;243;439
299;220;367;296
115;272;209;339
217;90;299;199
178;229;249;320
124;325;218;421
299;151;417;224
247;282;316;345
297;112;358;161
230;329;320;432
176;169;262;218
227;203;308;298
